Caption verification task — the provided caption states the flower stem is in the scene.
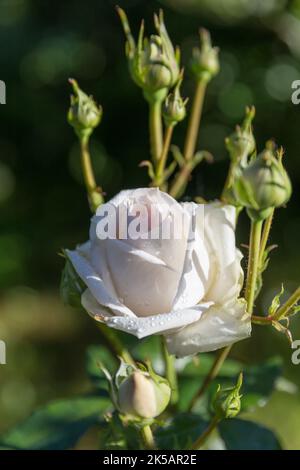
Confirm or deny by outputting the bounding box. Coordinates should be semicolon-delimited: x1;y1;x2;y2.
251;315;273;325
140;425;156;450
80;134;103;211
273;286;300;320
149;100;163;163
162;337;179;405
245;219;263;314
169;80;207;199
258;208;274;268
188;345;231;411
97;324;135;365
190;415;220;450
155;125;174;187
183;80;207;162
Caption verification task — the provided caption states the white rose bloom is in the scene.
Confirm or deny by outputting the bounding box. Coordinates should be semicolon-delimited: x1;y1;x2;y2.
67;188;251;357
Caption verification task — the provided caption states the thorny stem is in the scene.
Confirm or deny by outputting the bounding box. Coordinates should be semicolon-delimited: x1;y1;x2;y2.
190;416;220;450
273;286;300;320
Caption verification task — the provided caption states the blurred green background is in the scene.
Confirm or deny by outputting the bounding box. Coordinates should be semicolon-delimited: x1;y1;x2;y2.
0;0;299;449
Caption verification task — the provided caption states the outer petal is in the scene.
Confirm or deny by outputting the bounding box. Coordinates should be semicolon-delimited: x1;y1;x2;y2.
165;300;251;357
172;202;210;310
82;288;213;339
66;246;135;317
204;203;243;304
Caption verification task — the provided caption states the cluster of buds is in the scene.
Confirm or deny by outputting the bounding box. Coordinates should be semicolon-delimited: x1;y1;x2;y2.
101;359;171;422
233;145;292;221
117;7;180;103
190;28;219;83
68;79;102;139
162;73;188;127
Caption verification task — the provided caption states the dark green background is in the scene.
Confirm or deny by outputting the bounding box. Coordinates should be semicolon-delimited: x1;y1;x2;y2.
0;0;299;448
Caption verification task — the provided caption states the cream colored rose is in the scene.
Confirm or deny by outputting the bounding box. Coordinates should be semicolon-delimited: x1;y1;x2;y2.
67;188;251;357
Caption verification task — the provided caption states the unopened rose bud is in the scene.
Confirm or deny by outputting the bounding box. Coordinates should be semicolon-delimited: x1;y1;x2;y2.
162;75;187;127
118;369;171;419
117;7;180;101
190;28;219;83
226;106;256;164
213;373;243;420
68;79;102;138
233;147;292;221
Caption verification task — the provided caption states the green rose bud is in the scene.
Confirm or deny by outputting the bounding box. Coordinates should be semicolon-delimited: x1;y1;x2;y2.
190;28;219;83
213;373;243;420
68;79;102;139
162;74;187;127
225;106;256;165
117;7;180;101
233;147;292;221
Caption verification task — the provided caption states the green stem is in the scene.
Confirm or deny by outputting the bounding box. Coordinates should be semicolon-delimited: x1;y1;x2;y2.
155;125;174;187
245;220;263;314
140;425;156;450
149;100;163;163
188;345;231;411
162;337;179;405
80;134;103;211
273;286;300;320
80;134;96;192
191;415;220;450
251;315;273;325
169;80;207;199
183;80;207;162
258;208;274;268
97;324;134;365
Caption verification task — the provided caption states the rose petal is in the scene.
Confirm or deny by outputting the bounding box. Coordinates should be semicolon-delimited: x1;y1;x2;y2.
172;203;210;310
92;302;213;339
165;300;251;357
204;203;243;303
66;247;135;317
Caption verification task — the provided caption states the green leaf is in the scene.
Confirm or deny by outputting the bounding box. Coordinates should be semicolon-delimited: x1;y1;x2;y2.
60;253;85;308
156;413;208;450
219;419;282;450
86;345;118;389
0;394;111;450
268;284;284;316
